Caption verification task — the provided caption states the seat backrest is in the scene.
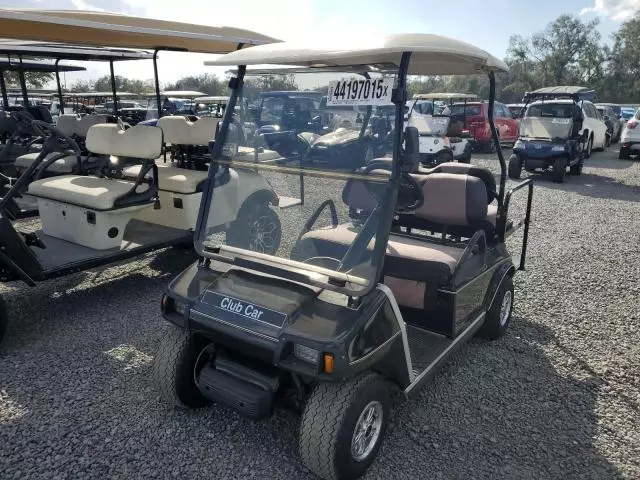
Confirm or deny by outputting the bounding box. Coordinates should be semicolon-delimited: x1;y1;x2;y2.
412;173;488;227
430;162;498;202
56;114;81;136
86;124;163;159
56;113;111;138
157;115;219;145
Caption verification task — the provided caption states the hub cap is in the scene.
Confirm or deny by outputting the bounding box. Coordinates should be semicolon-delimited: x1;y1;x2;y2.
500;290;513;327
248;214;277;253
351;401;383;462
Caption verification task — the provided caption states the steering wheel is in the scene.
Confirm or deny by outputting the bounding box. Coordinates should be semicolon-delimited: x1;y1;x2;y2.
302;256;341;269
10;111;36;136
31;120;81;156
360;161;424;212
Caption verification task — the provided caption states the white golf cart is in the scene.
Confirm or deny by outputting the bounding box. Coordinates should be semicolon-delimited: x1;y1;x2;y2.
152;34;533;480
0;8;279;345
407;92;478;164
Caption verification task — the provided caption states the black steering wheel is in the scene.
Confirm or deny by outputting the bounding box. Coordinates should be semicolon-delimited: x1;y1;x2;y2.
31;120;82;156
10;111;36;136
360;160;424;212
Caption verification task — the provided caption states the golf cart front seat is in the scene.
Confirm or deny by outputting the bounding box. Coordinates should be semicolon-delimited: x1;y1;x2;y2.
15;114;111;174
27;124;162;250
295;172;489;309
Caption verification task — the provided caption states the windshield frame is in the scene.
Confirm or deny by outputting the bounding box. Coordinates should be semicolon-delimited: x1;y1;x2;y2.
193;56;411;297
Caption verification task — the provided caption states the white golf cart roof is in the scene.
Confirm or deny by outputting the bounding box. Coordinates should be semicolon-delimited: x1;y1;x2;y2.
205;34;508;75
0;39;153;61
195;96;230;104
414;92;478;100
64;92;137;98
160;91;206;98
0;9;279;54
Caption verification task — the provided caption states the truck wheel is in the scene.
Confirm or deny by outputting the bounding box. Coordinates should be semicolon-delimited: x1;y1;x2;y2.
478;274;514;340
508;154;522;179
619;148;630;160
552;156;566;183
152;325;211;408
299;372;390;480
227;202;282;255
0;296;8;347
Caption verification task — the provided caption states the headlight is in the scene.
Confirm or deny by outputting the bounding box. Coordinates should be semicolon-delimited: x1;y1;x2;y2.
293;344;320;365
173;299;187;316
514;141;522;149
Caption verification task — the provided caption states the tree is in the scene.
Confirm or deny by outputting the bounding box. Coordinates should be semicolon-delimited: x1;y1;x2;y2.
604;12;640;103
92;75;153;95
164;73;225;95
68;79;93;93
3;71;54;89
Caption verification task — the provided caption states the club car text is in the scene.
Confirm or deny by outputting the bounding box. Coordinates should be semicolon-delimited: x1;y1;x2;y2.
220;296;264;320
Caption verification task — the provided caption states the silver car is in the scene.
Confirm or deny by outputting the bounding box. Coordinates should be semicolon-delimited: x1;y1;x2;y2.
619;108;640;159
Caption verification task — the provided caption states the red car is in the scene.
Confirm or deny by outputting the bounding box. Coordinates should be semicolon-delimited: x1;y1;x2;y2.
449;101;519;152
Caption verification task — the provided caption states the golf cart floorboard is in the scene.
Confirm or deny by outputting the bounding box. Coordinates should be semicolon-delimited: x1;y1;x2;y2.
31;219;191;270
406;324;452;376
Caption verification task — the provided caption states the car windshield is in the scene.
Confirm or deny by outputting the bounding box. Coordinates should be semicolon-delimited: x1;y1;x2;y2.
195;70;399;295
520;116;573;140
525;103;574;118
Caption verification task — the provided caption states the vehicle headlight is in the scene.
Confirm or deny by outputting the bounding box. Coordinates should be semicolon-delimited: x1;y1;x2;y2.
293;344;320;365
551;145;565;152
514;140;522;149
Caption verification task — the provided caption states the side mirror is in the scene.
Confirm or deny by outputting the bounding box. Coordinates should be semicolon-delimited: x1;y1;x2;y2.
402;126;420;172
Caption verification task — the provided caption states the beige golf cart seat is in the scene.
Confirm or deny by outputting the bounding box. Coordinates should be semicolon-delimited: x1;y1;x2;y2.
14;114;111;174
295;172;490;309
27;124;162;250
157;115;219;146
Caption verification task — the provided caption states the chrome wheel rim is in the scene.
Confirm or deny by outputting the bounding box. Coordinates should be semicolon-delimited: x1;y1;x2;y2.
500;290;513;327
248;214;277;254
351;401;383;462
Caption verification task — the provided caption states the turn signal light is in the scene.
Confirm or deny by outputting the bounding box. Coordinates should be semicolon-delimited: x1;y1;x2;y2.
160;294;169;313
323;353;335;374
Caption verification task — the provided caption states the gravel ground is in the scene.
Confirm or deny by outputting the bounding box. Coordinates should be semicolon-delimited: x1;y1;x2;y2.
1;147;639;479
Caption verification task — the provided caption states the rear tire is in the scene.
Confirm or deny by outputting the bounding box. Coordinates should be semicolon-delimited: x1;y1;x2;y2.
584;137;593;158
478;275;514;340
508;154;522;179
619;148;630;160
552;156;567;183
227;202;282;255
152;325;211;408
299;372;390;480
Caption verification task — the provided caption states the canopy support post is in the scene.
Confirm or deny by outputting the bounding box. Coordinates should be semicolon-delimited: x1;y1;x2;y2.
0;69;8;109
18;56;28;106
488;71;506;205
55;59;65;113
109;60;118;117
153;49;161;118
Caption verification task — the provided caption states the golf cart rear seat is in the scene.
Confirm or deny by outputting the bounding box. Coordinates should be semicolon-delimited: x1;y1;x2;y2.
15;114;111;174
157;115;220;146
296;172;489;308
27;124;162;250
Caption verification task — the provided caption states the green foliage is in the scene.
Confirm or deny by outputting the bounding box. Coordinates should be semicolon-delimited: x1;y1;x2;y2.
3;71;54;89
164;73;225;95
92;75;153;95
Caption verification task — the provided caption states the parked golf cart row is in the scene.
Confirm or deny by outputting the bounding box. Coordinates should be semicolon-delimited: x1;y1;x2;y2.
0;9;536;480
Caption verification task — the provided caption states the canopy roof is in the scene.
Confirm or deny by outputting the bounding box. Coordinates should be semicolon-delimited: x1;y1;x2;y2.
63;92;137;98
414;92;478;100
0;39;153;61
525;86;596;102
0;9;279;54
206;34;508;75
160;91;206;98
0;58;86;72
195;96;230;103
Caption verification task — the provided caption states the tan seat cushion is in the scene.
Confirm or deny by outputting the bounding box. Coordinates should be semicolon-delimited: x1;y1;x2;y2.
122;163;207;194
297;223;464;283
15;152;80;173
28;175;146;210
487;204;498;226
158;116;219;146
87;124;162;159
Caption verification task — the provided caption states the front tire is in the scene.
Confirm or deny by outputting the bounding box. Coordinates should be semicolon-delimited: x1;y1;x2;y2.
299;373;390;480
478;275;514;340
152;325;211;408
552;156;567;183
227;202;282;255
508;154;522;179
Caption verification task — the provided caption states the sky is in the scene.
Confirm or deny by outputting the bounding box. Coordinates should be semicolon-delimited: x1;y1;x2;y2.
1;0;639;88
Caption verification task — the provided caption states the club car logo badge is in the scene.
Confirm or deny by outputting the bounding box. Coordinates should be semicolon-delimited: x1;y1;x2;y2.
202;292;287;327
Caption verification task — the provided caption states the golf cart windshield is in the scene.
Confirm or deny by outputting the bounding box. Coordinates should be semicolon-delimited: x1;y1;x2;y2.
519;116;573;141
195;70;399;295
